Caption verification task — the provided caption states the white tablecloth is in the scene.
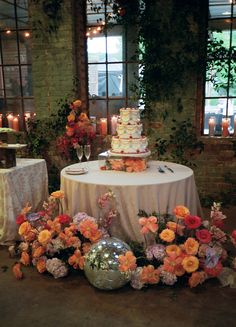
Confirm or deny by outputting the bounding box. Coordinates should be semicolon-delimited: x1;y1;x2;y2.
0;158;48;244
61;160;202;242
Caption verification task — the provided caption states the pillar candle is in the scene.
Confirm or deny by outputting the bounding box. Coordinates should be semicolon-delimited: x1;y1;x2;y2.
0;114;2;127
100;118;107;136
90;116;97;134
222;117;229;137
12;116;19;132
7;114;13;128
111;115;118;135
208;117;216;137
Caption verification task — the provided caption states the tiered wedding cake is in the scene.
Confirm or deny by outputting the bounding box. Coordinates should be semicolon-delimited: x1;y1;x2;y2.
109;107;150;155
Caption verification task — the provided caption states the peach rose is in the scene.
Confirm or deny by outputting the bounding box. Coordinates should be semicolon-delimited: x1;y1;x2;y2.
72;99;82;108
82;242;92;254
166;244;182;258
67;112;75;122
36;257;47;274
182;256;199;273
173;205;190;219
33;246;45;258
68;250;84;270
38;230;51;245
189;271;207;288
159;229;175;242
66;127;74;137
50;190;64;199
79;112;89;122
167;221;185;236
20;251;30;266
12;263;23;280
184;237;199;255
139;216;158;234
19;221;32;236
141;265;160;284
118;251;137;272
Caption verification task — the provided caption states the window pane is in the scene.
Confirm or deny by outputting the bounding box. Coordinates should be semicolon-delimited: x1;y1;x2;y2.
0;0;16;30
87;13;105;25
18;30;32;64
209;4;232;19
88;63;107;97
6;98;22;115
89;99;107;119
4;66;21;96
87;36;106;63
107;36;123;62
1;31;18;64
17;1;29;28
23;98;34;112
21;65;33;96
108;63;123;97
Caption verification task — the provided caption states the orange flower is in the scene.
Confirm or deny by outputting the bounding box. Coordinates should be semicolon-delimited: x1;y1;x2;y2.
110;159;125;171
118;251;137;272
124;158;146;172
21;202;32;215
141;265;160;284
66;126;74;137
20;251;30;266
184;237;199;255
173;205;190;219
79;218;99;240
159;229;175;242
19;221;32;236
47;219;61;234
68;250;84;270
32;246;45;258
36;257;47;274
67;112;75;122
50;190;64;199
38;230;51;245
89;229;102;243
12;263;23;280
182;256;199;273
189;271;207;288
167;221;185;236
139;216;158;234
79;112;89;122
24;230;37;242
166;244;182;258
72;99;82;108
82;242;92;254
163;255;185;276
66;236;81;248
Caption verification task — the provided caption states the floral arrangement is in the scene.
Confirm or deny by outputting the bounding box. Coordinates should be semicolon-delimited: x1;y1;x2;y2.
100;157;147;172
56;99;96;159
118;203;236;289
10;189;117;280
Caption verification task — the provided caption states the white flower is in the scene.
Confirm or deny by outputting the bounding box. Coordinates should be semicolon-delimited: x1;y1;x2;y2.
46;258;68;279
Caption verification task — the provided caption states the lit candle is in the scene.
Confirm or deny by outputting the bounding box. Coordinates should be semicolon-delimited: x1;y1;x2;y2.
100;118;107;136
7;114;13;128
12;116;19;131
0;114;2;127
234;116;236;136
222;117;230;137
111;115;118;135
208;117;216;137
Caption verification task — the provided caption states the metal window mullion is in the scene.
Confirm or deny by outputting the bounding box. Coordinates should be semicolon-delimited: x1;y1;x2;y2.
14;0;25;130
104;0;109;132
225;3;234;117
0;32;7;120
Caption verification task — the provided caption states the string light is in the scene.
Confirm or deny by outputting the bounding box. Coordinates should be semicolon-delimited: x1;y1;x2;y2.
86;23;105;38
24;31;30;38
6;29;11;34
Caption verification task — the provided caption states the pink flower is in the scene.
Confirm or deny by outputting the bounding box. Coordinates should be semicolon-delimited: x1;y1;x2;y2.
184;215;202;229
196;229;212;244
139;216;158;234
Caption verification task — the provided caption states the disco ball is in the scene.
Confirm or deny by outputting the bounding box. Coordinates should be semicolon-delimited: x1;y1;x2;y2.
84;237;131;290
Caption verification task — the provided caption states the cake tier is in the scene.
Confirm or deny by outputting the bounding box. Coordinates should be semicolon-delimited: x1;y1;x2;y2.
111;136;148;154
116;122;142;138
119;107;140;124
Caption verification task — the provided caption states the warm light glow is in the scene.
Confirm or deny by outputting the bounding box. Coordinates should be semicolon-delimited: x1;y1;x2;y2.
6;29;11;34
24;32;30;38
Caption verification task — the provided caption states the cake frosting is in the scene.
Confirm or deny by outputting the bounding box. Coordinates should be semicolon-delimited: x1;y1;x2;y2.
110;107;149;154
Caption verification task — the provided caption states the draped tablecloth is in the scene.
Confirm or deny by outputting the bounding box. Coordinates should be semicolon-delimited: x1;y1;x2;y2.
0;158;48;244
61;160;202;243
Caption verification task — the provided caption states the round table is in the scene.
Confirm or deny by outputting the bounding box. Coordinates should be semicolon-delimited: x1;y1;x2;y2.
60;160;202;242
